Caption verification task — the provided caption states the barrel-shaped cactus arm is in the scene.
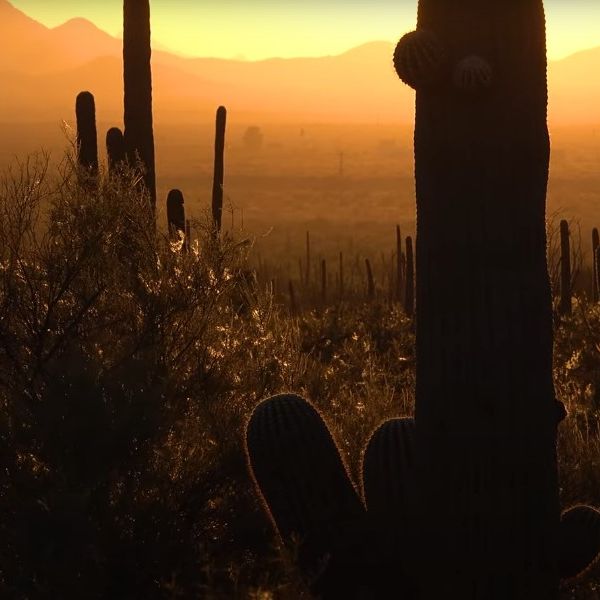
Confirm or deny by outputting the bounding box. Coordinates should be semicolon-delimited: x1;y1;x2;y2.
245;394;372;596
558;505;600;580
393;29;446;90
362;417;416;516
362;417;419;598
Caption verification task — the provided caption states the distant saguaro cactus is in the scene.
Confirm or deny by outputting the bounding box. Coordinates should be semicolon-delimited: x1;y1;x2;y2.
321;259;327;303
404;236;414;317
597;246;600;303
166;189;185;246
592;228;599;302
396;225;403;303
123;0;156;208
106;127;126;173
365;258;375;300
75;91;98;175
395;1;562;597
339;251;344;299
560;219;572;316
212;106;226;233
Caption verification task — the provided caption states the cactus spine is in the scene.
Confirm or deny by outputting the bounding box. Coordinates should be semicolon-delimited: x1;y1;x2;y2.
212;106;226;233
75;91;98;175
396;1;560;597
560;219;572;315
123;0;156;208
106;127;126;173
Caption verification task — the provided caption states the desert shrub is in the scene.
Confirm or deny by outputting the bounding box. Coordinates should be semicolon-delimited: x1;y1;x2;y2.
0;155;291;598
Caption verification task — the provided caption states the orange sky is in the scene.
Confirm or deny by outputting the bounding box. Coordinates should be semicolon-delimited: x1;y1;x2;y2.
9;0;600;61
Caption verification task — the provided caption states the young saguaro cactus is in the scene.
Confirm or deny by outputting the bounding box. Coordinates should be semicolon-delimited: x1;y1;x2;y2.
75;91;98;175
212;106;227;233
559;219;572;316
395;2;562;598
106;127;126;174
245;394;378;597
166;189;186;246
404;236;414;318
123;0;156;209
592;227;599;302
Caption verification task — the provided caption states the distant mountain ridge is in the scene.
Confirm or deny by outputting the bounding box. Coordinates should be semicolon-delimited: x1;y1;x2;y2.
0;0;599;124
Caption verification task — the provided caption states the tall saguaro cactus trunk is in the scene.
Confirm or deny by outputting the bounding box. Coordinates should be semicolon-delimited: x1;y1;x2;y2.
396;2;560;598
123;0;156;209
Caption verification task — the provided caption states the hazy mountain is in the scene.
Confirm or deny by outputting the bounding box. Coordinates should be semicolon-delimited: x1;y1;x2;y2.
0;0;598;125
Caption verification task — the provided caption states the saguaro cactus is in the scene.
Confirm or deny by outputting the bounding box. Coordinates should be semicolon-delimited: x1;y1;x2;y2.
212;106;226;233
75;91;98;175
246;394;372;597
592;227;599;302
166;189;186;245
560;219;572;315
106;127;126;173
365;258;375;300
362;418;418;597
395;2;561;598
396;225;403;303
123;0;156;208
404;236;414;318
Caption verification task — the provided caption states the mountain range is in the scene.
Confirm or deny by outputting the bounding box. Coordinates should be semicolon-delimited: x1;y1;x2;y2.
1;0;599;125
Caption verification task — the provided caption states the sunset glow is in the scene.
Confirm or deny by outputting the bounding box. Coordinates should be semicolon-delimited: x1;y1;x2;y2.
10;0;600;61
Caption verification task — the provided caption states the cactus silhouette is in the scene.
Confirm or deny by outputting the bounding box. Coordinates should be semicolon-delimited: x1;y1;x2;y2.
592;227;599;302
243;3;596;598
212;106;226;233
560;219;572;316
362;418;416;517
106;127;126;173
596;246;600;303
75;91;98;175
395;1;563;598
166;189;186;245
123;0;156;208
246;394;381;597
365;258;375;300
396;225;403;303
404;236;414;318
558;505;600;580
362;417;418;598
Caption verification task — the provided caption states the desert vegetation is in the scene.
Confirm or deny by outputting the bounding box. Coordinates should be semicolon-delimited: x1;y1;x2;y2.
0;152;599;599
1;0;600;598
